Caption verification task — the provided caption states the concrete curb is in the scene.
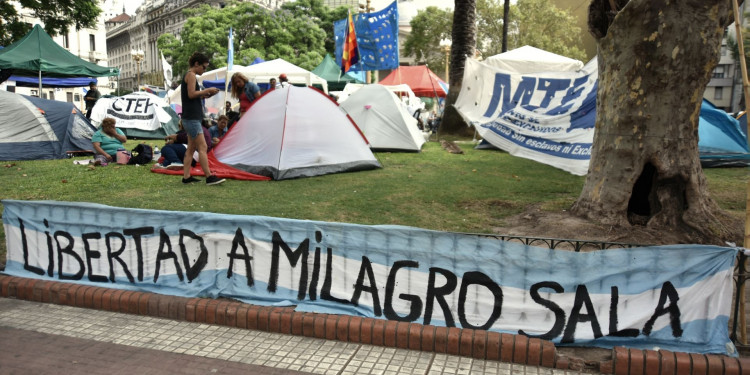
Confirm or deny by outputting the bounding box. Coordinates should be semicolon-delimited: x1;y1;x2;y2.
1;275;748;374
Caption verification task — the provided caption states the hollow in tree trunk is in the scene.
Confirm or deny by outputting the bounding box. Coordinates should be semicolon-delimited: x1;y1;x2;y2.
571;0;740;244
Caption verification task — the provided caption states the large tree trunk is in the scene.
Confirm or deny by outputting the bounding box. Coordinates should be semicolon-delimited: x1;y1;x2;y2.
439;0;476;137
571;0;738;243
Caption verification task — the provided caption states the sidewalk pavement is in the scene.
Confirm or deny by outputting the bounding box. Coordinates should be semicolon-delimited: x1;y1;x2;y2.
1;275;747;375
0;297;583;375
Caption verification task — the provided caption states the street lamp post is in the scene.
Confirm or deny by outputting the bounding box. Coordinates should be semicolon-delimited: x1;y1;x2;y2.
439;39;451;82
131;49;145;91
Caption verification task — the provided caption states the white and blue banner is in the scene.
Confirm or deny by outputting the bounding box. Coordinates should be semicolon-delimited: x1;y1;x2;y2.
2;200;738;355
454;58;598;175
89;92;172;131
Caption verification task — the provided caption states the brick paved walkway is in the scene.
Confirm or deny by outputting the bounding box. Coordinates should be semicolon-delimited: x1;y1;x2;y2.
0;326;310;375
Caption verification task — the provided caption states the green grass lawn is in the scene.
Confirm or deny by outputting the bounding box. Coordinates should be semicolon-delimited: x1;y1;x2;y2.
1;140;747;261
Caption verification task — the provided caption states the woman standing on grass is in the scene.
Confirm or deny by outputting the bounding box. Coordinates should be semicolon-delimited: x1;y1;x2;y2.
181;52;225;185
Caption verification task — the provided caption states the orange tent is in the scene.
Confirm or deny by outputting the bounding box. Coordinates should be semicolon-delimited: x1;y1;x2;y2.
378;65;447;97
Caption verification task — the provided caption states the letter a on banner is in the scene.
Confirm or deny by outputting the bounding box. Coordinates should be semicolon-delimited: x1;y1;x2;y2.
341;10;360;73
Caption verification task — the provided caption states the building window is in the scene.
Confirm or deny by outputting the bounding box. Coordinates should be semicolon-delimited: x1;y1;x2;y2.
712;66;725;78
89;34;96;51
721;45;727;56
714;87;723;100
74;94;81;101
67;92;73;102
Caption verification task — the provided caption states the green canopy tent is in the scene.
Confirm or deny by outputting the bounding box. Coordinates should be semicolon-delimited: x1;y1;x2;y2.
312;54;365;91
0;24;119;94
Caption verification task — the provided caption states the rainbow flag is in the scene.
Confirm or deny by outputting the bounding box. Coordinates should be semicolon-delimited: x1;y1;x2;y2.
341;10;360;73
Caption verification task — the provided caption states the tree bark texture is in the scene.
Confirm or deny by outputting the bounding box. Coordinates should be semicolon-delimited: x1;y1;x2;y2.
440;0;477;136
572;0;737;242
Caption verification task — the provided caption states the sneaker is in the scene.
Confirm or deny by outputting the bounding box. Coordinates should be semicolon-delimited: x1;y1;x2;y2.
153;163;166;169
167;163;184;170
206;175;226;185
182;176;201;184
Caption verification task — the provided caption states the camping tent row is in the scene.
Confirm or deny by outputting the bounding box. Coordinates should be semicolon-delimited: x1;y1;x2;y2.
154;84;429;181
154;85;383;180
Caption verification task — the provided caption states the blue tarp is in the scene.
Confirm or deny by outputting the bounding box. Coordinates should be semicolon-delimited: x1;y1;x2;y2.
9;75;95;88
698;99;750;167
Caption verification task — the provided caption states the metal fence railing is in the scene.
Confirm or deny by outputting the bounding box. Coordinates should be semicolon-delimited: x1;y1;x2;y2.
469;232;645;252
732;252;749;352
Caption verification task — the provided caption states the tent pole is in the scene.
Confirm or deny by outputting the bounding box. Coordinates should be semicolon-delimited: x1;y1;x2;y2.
732;0;750;346
38;70;42;97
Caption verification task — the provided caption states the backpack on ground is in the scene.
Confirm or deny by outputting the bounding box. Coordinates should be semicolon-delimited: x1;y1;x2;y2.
128;144;153;165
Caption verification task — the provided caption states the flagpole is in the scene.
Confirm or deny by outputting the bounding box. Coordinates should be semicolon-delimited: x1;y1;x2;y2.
225;27;233;115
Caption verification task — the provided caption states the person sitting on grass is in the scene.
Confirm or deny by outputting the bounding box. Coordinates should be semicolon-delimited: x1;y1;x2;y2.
92;117;127;165
155;120;212;170
209;115;230;146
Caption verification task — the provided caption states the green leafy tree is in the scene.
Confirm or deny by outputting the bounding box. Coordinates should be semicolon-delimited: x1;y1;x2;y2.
159;0;328;79
476;0;505;57
280;0;349;53
402;6;454;74
403;0;585;80
508;0;586;61
0;0;102;46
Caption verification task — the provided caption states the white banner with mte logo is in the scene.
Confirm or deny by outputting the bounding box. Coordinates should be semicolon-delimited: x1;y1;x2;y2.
454;58;598;175
2;200;737;355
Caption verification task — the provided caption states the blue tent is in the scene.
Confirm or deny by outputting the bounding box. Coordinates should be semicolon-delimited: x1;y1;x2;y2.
699;99;750;167
476;98;750;168
0;90;96;160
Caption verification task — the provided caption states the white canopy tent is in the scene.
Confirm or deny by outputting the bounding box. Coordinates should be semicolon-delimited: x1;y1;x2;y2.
484;45;584;74
169;59;328;109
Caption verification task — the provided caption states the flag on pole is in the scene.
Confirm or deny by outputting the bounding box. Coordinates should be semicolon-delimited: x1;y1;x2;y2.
161;52;173;90
228;27;234;71
341;10;360;73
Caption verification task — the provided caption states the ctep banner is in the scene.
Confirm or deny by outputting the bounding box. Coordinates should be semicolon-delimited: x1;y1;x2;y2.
1;200;738;355
89;92;173;131
454;58;599;176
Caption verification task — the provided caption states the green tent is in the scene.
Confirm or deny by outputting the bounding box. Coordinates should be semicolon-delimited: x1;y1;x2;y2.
0;25;119;92
312;54;365;91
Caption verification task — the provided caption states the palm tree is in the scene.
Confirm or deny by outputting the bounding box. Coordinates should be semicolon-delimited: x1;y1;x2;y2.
502;0;509;52
440;0;477;136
